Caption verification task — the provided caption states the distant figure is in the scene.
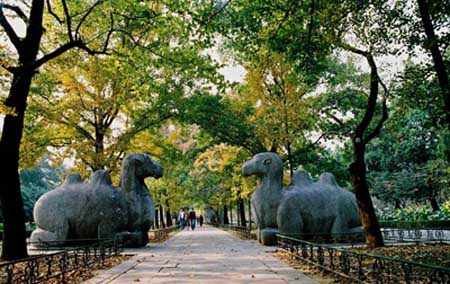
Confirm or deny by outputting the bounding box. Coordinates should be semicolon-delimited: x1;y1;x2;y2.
199;215;204;227
178;208;186;231
189;209;197;230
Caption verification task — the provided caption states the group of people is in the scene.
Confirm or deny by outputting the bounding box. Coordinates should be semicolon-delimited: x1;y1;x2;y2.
178;208;204;231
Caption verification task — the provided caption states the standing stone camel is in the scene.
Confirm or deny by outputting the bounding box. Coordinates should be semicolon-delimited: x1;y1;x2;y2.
30;153;163;247
242;152;362;245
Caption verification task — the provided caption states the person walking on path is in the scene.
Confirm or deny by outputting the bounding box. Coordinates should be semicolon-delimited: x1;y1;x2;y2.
189;209;197;230
199;215;204;227
178;208;186;231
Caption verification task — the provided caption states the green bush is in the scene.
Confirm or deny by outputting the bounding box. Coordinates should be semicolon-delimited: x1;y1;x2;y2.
377;201;450;222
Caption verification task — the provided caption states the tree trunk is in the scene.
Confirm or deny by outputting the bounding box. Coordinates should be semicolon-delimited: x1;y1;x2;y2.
248;199;252;229
286;142;294;178
165;199;172;227
159;204;165;228
0;72;35;260
338;45;386;248
349;142;384;248
417;0;450;149
223;205;229;224
230;205;233;225
238;198;246;228
0;0;46;260
394;199;402;210
93;128;105;171
430;196;440;211
236;200;241;226
155;209;159;229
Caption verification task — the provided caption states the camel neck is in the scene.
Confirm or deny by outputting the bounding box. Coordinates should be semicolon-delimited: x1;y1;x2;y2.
258;174;283;195
120;170;144;194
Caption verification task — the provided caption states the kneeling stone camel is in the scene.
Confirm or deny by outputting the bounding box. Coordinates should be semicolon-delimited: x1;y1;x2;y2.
242;152;362;245
30;153;163;247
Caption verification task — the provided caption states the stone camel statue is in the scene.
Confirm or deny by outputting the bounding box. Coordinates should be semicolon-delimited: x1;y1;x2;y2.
242;152;362;245
30;153;163;247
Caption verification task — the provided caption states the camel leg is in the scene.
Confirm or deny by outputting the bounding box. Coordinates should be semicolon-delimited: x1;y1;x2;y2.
277;205;304;238
331;216;353;242
98;221;119;240
30;218;69;246
260;228;280;246
256;228;261;243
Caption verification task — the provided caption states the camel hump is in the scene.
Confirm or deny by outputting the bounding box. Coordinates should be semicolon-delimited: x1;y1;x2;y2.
63;173;83;187
88;170;113;187
290;170;313;187
319;172;338;187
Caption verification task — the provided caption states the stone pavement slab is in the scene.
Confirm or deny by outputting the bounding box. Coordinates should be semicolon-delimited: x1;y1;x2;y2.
83;226;318;284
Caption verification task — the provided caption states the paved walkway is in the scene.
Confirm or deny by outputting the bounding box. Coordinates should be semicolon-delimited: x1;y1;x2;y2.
84;226;317;284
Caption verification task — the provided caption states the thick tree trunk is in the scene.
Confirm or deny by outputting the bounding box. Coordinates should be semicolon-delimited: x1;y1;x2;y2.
349;142;384;248
0;72;35;260
0;0;45;260
417;0;450;146
223;205;229;224
238;198;246;228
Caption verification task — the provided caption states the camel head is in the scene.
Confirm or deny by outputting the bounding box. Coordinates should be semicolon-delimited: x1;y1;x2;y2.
122;153;163;181
242;152;283;179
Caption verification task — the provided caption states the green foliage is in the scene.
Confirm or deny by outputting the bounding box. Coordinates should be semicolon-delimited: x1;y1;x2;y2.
179;94;265;154
378;202;450;222
20;157;63;222
7;0;450;227
366;60;450;207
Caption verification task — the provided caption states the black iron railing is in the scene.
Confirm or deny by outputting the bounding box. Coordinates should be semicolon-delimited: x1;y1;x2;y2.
0;239;122;284
209;223;253;238
277;234;450;283
149;225;179;241
274;232;365;245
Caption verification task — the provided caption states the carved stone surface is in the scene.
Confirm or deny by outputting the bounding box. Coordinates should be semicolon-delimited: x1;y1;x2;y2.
243;152;362;246
31;153;163;247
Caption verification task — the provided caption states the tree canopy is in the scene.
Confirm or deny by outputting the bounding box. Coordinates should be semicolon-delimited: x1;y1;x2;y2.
0;0;449;258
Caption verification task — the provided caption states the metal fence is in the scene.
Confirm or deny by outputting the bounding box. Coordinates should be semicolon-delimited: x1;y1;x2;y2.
0;239;122;284
277;234;450;283
149;225;179;241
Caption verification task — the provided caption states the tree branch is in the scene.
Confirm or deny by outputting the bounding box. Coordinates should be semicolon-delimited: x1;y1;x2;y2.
364;76;389;143
61;0;73;41
2;4;28;24
75;0;105;38
33;40;81;68
323;109;345;127
364;97;388;144
78;12;114;55
0;3;22;52
46;0;63;24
